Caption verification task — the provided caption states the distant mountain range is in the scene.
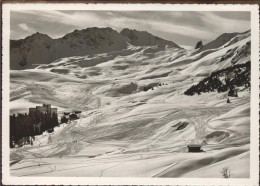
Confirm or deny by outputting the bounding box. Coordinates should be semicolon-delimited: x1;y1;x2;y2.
10;27;181;70
10;27;250;70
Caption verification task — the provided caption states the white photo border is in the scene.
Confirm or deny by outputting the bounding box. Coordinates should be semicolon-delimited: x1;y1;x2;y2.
2;3;259;186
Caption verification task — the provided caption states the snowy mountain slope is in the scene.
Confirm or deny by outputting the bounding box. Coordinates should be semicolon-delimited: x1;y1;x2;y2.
176;32;250;76
10;28;181;70
10;29;251;178
192;30;249;55
120;28;181;48
37;30;250;83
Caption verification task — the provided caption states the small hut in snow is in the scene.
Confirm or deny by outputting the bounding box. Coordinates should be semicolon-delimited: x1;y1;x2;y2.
69;113;78;120
187;144;202;152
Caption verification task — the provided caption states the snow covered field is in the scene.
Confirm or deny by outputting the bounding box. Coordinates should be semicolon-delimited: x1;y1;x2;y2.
10;31;251;178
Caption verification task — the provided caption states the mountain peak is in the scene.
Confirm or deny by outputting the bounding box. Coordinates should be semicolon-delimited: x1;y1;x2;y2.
120;28;181;48
81;27;117;34
120;28;150;36
62;27;118;40
25;32;52;40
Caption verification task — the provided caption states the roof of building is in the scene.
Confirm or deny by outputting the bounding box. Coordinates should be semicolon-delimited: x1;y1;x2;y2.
187;144;201;148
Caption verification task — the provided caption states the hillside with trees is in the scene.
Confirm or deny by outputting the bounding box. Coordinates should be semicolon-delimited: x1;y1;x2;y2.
184;61;250;96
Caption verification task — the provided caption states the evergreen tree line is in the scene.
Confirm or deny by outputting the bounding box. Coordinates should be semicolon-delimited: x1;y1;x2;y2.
184;61;250;96
10;110;59;148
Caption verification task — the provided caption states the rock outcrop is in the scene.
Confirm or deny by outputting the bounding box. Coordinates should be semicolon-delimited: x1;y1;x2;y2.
195;41;203;49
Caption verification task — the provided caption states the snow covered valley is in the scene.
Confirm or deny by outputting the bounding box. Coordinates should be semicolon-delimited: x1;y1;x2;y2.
10;30;251;178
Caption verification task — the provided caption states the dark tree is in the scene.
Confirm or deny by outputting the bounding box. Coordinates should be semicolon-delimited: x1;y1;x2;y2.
10;109;60;148
227;98;231;103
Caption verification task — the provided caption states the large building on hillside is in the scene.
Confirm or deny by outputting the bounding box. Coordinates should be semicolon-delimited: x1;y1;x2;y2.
29;104;57;115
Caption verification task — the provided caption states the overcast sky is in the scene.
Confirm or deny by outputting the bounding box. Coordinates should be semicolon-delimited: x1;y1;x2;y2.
10;10;250;46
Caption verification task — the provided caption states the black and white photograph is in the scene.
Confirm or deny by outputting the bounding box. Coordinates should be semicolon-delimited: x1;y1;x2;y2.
2;3;259;185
